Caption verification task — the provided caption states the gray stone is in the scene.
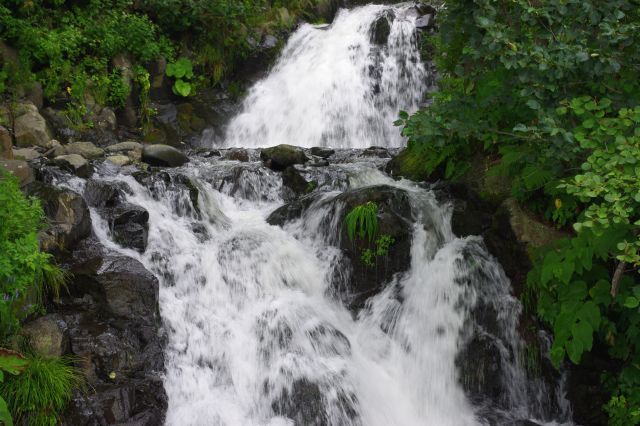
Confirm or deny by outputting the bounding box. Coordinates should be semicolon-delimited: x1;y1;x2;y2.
500;198;566;249
371;11;393;45
224;148;250;162
0;159;34;187
54;154;92;178
12;147;41;161
14;110;53;148
415;14;435;30
261;35;279;49
64;141;105;160
106;155;131;167
260;144;308;171
105;141;143;153
27;183;92;253
142;144;189;167
22;314;70;358
95;107;117;132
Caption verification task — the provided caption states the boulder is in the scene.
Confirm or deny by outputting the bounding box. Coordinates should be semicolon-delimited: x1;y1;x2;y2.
499;198;566;249
84;180;128;209
0;125;12;159
310;147;334;158
64;141;105;160
59;245;166;425
105;155;131;167
105;141;143;153
21;314;70;358
12;147;41;161
371;11;394;45
0;159;34;187
95;107;117;132
224;148;250;162
142;144;189;167
54;154;92;178
272;379;327;426
97;256;159;322
14;110;53;148
415;14;435;31
260;144;308;171
282;166;313;197
27;183;91;254
108;203;149;252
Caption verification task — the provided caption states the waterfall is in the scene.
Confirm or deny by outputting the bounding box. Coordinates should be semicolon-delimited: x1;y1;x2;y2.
72;3;574;425
222;4;431;148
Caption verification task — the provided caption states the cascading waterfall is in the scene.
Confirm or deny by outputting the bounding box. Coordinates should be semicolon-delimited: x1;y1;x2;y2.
66;3;575;426
221;4;431;148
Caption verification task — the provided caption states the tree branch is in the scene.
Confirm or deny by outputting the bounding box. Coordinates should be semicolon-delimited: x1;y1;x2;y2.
610;261;627;298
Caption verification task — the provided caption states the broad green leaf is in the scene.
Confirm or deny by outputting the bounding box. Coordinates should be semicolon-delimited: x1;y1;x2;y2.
571;320;593;352
624;297;640;309
0;395;13;426
173;79;192;97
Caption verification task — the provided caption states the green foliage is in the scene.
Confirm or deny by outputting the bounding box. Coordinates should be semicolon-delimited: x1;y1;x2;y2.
345;203;396;267
0;171;67;342
0;355;84;426
361;234;396;267
166;58;195;97
345;202;379;243
397;0;640;421
0;349;28;426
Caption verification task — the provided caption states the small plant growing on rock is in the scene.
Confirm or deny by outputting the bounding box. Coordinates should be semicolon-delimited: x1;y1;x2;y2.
345;202;395;267
166;58;195;97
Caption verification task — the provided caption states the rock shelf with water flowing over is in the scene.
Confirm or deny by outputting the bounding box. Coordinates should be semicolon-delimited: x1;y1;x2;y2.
12;3;577;426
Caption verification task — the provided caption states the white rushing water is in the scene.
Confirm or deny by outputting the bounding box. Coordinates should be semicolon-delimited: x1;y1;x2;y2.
221;4;430;148
73;3;573;425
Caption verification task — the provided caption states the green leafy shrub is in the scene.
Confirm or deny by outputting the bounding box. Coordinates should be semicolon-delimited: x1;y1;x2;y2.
0;171;67;342
0;349;28;426
0;354;84;426
166;58;195;97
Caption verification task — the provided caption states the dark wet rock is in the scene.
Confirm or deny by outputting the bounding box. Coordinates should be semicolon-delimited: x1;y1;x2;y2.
307;156;330;167
310;147;335;158
282;166;313;197
415;13;435;31
457;333;503;405
41;107;77;143
198;149;221;158
108;203;149;252
63;378;166;426
272;379;327;426
84;180;129;208
260;144;308;171
142;144;189;167
266;194;319;227
362;146;390;158
26;182;91;254
333;185;414;311
566;350;610;426
21;314;70;358
371;10;394;45
0;159;34;187
224;148;250;162
51;229;165;425
54;154;92;178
